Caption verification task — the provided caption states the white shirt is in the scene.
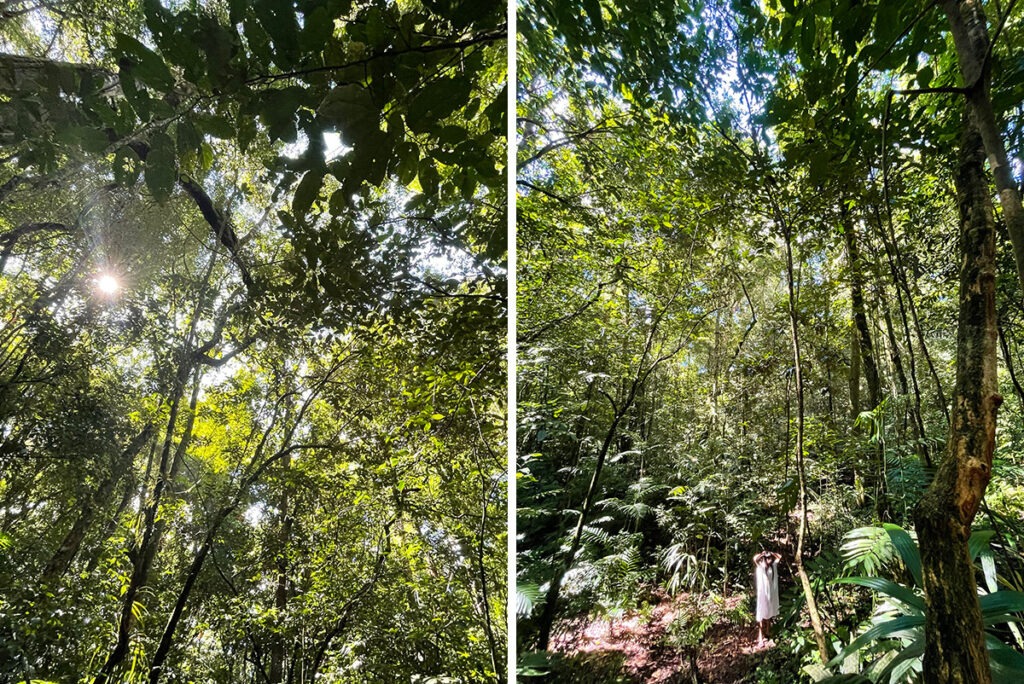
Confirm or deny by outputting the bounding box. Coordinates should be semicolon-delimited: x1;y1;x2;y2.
755;557;779;621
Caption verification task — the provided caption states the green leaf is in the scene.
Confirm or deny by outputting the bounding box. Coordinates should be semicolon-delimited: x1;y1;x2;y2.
517;584;544;617
883;524;922;587
200;142;214;172
115;33;175;91
254;0;300;68
988;635;1024;683
969;529;995;561
828;615;924;667
407;77;472;134
916;65;934;89
394;141;419;185
418;158;440;196
981;548;999;593
292;169;324;217
833;577;925;612
144;133;177;203
301;5;334;52
979;591;1024;617
199;115;235;140
176;120;202;156
113;146;142;186
319;85;380;140
63;126;109;154
874;635;925;682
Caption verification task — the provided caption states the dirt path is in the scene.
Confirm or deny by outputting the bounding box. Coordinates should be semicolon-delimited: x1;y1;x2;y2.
549;593;773;683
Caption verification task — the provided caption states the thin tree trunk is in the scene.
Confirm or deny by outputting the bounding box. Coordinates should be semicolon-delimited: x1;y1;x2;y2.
842;205;891;517
873;202;950;423
145;353;351;682
94;367;191;684
997;322;1024;413
782;215;830;664
536;410;625;650
147;529;216;684
41;424;154;583
535;293;687;650
269;454;292;684
914;123;1000;684
870;203;937;465
849;323;861;419
842;204;881;410
94;256;219;683
85;463;139;575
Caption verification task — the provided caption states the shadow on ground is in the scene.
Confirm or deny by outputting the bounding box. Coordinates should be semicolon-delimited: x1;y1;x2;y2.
545;593;774;683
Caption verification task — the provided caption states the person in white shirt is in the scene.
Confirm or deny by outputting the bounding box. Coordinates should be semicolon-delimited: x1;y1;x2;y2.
754;550;781;646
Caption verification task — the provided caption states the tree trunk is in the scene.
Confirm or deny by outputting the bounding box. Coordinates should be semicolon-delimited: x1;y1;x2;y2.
94;370;191;684
782;215;830;664
535;297;683;649
147;531;215;684
269;453;293;683
914;123;1000;684
842;205;881;410
536;412;624;650
942;0;1024;299
842;204;891;518
872;202;950;423
849;323;861;419
997;322;1024;413
41;424;154;583
95;313;213;682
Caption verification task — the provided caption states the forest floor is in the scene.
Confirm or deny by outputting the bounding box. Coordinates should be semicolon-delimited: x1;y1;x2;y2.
550;591;772;683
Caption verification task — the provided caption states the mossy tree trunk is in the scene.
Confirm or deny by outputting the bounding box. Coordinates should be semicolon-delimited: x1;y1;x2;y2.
913;123;1001;684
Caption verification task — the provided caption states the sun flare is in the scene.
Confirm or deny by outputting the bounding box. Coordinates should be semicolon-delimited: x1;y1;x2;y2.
97;274;119;294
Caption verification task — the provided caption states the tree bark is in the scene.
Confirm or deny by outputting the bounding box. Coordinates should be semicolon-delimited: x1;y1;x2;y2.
872;202;950;423
942;0;1024;299
849;323;861;419
914;123;1000;684
842;204;891;517
93;366;192;684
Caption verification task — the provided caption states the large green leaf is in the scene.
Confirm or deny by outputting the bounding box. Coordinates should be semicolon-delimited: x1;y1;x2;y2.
833;576;925;613
319;85;381;140
828;615;925;668
406;77;472;134
884;524;922;588
988;635;1024;684
875;635;925;682
981;547;999;593
517;583;544;618
980;591;1024;617
144;133;177;203
970;530;996;562
292;169;324;217
115;33;175;91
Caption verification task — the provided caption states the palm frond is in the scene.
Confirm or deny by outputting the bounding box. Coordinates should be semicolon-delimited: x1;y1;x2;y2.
516;584;544;618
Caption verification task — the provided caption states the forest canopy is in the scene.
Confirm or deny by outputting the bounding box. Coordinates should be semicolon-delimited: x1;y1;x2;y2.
517;0;1024;682
0;0;507;682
